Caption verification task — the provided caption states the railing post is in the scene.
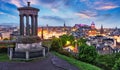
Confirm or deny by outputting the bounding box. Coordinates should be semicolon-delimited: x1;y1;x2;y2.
26;51;29;60
43;48;45;56
9;48;13;60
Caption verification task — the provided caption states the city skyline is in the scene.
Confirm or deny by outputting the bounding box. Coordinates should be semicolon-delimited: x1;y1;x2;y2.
0;0;120;28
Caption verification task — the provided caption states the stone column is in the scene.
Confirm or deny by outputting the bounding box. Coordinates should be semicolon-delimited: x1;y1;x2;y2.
35;15;38;35
31;15;35;35
26;15;30;35
32;15;36;35
20;15;24;35
30;16;32;35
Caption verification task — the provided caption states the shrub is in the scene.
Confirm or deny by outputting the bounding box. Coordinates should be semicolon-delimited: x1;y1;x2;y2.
95;54;115;70
112;58;120;70
50;38;62;51
60;34;74;46
95;53;120;70
0;47;7;53
78;44;98;63
77;38;87;46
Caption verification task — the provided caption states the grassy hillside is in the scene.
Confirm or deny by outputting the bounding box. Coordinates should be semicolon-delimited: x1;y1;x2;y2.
53;52;102;70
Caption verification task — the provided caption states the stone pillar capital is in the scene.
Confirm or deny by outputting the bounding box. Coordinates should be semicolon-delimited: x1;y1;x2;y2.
19;15;23;17
26;14;29;16
31;15;35;17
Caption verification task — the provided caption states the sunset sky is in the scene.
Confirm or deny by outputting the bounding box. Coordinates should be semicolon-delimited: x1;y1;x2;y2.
0;0;120;28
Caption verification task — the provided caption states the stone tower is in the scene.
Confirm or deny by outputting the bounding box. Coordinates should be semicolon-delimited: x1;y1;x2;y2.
91;21;95;29
18;2;39;36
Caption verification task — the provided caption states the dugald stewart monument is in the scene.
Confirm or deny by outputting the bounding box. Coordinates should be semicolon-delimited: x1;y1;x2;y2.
8;2;48;60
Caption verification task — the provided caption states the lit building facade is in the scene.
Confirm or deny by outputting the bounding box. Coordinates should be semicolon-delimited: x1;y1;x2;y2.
88;22;97;36
38;26;71;39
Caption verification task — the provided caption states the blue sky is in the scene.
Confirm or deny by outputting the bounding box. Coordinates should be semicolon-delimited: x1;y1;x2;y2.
0;0;120;28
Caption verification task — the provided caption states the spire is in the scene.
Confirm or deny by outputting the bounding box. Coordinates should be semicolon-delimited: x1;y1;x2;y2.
27;2;30;7
100;24;104;34
101;24;103;28
64;21;66;27
63;21;66;31
115;26;117;30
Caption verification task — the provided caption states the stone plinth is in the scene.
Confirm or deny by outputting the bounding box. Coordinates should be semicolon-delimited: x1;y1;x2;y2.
8;42;46;60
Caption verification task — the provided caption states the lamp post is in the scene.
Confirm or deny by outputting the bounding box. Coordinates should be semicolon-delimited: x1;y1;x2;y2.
74;37;78;53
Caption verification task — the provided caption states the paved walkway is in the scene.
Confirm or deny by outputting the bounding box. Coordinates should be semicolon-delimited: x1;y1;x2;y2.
52;55;79;70
0;53;79;70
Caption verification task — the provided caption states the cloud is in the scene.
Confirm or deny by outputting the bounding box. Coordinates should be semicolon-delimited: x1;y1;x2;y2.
94;1;119;10
2;0;40;7
95;5;119;10
22;0;40;6
75;13;90;18
103;14;112;17
96;14;112;21
41;15;74;22
41;16;65;22
0;11;17;19
80;0;89;2
79;0;120;10
75;10;98;18
39;0;57;4
10;0;22;7
1;0;66;13
2;0;22;7
0;12;5;15
38;0;65;13
51;8;58;12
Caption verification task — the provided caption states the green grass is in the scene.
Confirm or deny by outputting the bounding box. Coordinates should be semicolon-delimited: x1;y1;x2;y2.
53;52;102;70
0;53;10;62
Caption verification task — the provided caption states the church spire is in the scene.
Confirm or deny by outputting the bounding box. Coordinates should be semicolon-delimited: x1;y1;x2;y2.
100;24;104;34
64;21;66;31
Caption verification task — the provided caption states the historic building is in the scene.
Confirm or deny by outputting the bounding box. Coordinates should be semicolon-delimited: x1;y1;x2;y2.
88;22;97;36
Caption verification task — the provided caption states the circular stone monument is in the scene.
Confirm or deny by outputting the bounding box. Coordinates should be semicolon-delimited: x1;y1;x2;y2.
8;2;47;60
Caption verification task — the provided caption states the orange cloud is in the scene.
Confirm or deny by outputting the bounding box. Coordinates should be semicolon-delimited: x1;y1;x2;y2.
10;0;22;7
96;5;119;10
75;13;90;18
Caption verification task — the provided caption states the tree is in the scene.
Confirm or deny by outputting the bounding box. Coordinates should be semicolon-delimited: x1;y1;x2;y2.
96;54;115;70
78;44;98;63
77;38;86;46
60;34;74;46
112;58;120;70
50;38;62;51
